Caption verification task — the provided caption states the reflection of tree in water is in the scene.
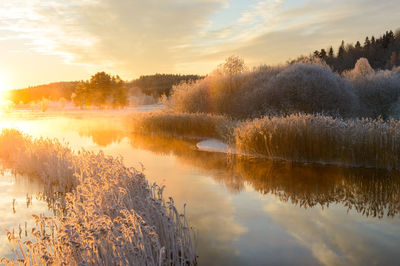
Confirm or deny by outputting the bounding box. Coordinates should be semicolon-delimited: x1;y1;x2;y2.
74;117;127;146
128;134;400;218
232;159;400;218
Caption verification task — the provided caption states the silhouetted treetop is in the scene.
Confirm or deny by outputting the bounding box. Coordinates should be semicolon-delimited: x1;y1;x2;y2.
295;29;400;72
129;74;203;98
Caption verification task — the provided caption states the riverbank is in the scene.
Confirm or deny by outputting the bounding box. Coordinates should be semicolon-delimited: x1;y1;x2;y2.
131;112;400;170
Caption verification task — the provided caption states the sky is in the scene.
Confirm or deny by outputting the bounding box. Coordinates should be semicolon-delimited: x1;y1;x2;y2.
0;0;399;90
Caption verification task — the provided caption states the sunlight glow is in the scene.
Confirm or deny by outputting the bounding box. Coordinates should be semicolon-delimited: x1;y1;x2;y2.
0;74;15;114
0;74;7;93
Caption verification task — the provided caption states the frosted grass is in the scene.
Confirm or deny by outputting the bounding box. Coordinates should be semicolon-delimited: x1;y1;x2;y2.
0;129;197;265
233;114;400;170
131;111;233;139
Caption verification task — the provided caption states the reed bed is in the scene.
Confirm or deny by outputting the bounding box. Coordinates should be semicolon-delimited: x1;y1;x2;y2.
130;111;233;139
233;114;400;170
0;129;197;265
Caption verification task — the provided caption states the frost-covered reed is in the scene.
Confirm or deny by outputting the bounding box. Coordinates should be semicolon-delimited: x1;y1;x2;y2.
131;111;233;139
0;129;197;265
233;114;400;170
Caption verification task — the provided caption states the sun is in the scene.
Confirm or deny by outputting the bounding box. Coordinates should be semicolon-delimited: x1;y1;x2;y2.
0;78;6;101
0;74;14;111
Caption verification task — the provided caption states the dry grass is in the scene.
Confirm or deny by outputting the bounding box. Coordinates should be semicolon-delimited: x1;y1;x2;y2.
233;114;400;170
0;129;197;265
130;111;234;139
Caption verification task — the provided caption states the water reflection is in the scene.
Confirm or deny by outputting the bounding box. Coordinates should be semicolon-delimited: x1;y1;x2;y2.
0;170;52;258
48;116;400;218
124;134;400;219
1;113;400;265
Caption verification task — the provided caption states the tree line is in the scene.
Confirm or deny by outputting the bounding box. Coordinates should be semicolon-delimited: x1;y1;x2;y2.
128;74;203;98
7;82;79;104
7;73;202;108
293;29;400;72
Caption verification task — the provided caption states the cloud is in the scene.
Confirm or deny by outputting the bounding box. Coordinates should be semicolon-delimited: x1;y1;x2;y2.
0;0;399;86
0;0;227;77
180;0;400;68
264;201;400;265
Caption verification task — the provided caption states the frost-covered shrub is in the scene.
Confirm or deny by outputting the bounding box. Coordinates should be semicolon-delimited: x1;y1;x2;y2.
351;70;400;118
169;65;282;118
0;129;197;265
169;59;359;118
233;114;400;170
389;98;400;119
343;58;400;118
262;64;359;117
343;58;374;80
169;80;210;113
169;56;251;116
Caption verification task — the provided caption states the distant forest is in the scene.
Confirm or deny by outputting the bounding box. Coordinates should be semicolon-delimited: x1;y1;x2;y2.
7;74;202;105
294;29;400;72
7;82;79;104
128;74;203;98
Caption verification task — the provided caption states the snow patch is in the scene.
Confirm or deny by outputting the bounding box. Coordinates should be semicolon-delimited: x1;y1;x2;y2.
196;139;232;154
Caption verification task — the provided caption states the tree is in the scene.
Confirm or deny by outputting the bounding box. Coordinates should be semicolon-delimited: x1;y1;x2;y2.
338;40;345;58
218;55;247;76
364;37;371;49
319;49;327;58
328;47;334;57
73;72;128;109
389;51;400;68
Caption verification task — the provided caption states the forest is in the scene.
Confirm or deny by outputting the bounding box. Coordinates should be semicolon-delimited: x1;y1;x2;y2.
296;30;400;72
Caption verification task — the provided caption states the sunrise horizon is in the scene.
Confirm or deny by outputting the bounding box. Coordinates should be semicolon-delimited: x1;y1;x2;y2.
1;0;399;90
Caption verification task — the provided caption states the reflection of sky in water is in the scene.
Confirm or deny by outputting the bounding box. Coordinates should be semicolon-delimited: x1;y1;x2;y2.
1;110;400;265
0;172;52;259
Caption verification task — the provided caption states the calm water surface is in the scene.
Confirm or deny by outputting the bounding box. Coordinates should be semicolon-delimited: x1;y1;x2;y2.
0;109;400;265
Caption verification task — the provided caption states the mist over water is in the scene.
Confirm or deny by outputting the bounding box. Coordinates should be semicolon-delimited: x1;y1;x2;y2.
1;109;400;265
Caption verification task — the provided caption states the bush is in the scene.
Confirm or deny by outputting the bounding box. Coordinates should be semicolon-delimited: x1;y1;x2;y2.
351;70;400;118
258;63;359;117
343;58;374;80
169;58;360;118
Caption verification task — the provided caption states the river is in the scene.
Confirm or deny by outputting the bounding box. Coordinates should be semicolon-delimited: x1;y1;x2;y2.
0;108;399;265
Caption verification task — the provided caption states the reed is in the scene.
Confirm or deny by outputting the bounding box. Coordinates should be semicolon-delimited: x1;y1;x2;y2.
0;129;197;265
130;111;233;139
233;114;400;170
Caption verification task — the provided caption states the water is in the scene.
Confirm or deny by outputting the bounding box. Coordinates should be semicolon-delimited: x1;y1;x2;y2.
0;109;400;265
